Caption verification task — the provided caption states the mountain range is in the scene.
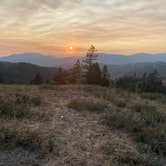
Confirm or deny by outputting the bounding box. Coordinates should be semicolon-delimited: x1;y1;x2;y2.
0;53;79;67
0;53;166;84
1;52;166;67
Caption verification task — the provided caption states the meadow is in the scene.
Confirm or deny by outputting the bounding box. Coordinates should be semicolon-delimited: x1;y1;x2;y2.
0;84;165;166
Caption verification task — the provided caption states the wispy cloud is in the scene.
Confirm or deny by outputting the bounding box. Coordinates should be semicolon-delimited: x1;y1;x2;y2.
0;0;166;56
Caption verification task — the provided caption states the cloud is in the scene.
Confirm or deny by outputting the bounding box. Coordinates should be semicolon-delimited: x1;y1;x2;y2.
0;0;166;56
0;0;80;22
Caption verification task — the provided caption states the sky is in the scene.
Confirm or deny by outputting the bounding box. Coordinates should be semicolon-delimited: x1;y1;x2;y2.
0;0;166;57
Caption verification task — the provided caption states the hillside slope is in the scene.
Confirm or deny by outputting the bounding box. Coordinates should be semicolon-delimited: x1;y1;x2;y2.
0;85;165;165
0;62;56;84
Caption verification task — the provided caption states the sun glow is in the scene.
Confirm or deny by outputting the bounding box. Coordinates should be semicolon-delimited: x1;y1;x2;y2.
69;46;73;51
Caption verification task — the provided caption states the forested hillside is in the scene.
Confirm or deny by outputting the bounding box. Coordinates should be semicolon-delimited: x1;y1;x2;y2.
0;62;56;84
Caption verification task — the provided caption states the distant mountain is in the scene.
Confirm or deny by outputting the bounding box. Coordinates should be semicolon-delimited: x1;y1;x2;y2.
1;52;166;67
97;53;166;65
0;62;56;84
0;53;80;67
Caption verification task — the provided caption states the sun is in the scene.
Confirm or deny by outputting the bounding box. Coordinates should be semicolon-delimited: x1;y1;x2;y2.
69;46;73;51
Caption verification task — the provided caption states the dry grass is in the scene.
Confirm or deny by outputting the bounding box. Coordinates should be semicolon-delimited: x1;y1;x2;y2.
68;97;109;113
0;84;165;166
0;121;55;153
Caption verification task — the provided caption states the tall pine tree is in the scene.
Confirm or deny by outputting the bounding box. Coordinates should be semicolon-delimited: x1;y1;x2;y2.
83;45;97;69
70;60;82;84
83;45;101;84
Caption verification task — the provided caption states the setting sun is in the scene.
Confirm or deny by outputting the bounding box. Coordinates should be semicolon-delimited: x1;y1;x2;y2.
69;46;73;51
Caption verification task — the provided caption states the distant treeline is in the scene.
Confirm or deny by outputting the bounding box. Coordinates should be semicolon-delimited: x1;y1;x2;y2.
114;70;166;94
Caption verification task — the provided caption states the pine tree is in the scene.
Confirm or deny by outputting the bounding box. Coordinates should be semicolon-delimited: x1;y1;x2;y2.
70;60;82;84
83;45;99;84
31;73;43;85
90;63;102;85
144;70;163;92
101;65;110;87
83;45;97;74
54;68;67;84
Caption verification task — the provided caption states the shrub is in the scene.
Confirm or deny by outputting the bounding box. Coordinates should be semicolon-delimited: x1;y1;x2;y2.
141;93;164;100
112;98;127;108
103;143;146;165
15;94;30;104
0;124;55;153
68;98;108;112
131;104;155;112
103;103;166;156
117;152;145;166
39;84;55;90
15;94;42;107
0;98;29;119
141;93;166;104
30;96;42;106
103;110;133;129
0;96;46;121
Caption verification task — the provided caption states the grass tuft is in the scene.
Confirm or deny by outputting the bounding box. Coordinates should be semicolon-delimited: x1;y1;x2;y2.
68;98;108;113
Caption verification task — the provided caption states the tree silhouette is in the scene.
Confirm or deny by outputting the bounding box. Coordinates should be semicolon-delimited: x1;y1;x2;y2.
101;65;110;87
54;68;67;84
115;70;166;93
31;73;43;85
138;70;164;93
83;45;102;84
83;45;97;72
88;63;102;85
70;60;82;84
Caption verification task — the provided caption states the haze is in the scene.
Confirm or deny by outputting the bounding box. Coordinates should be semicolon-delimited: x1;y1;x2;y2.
0;0;166;57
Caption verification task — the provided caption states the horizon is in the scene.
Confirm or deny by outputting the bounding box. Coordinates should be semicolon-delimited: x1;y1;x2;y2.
1;51;166;58
0;0;166;57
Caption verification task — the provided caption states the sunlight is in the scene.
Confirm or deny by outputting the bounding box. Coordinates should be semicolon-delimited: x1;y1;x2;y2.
69;46;73;51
